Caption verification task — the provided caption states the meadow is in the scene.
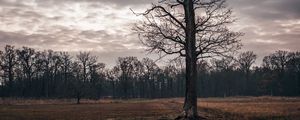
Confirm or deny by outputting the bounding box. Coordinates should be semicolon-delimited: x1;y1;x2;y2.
0;97;299;120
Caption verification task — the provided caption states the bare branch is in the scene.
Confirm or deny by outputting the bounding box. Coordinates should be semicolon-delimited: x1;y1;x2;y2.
142;5;186;30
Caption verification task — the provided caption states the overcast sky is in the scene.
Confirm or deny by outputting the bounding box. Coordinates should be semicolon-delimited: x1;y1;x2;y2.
0;0;299;67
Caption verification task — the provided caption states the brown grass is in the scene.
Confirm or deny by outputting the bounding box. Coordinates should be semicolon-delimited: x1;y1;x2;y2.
197;96;300;120
0;99;178;120
0;97;299;120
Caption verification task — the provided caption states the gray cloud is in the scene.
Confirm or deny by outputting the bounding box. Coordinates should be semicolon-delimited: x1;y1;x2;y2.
0;0;299;66
225;0;300;65
228;0;300;20
32;0;155;8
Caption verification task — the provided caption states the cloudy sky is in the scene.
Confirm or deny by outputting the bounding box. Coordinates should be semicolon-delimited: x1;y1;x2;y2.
0;0;299;67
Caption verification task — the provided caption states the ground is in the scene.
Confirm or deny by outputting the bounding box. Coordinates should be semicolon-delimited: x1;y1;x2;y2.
0;97;299;120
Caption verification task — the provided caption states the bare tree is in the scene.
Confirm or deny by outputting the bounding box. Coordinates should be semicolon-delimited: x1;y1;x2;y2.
0;45;17;96
134;0;242;118
75;52;98;102
237;51;257;73
262;50;290;95
77;52;89;82
106;67;120;98
141;58;159;98
76;52;97;82
70;61;84;104
164;64;178;97
270;51;289;72
237;51;257;94
60;52;72;85
16;47;37;97
116;56;143;98
211;57;236;72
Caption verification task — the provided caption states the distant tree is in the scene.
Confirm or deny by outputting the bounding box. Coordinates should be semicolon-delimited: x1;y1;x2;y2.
116;57;143;98
211;57;237;96
164;65;178;97
286;52;300;95
263;50;291;95
172;58;185;97
16;47;37;97
75;52;98;102
88;62;106;98
212;57;236;72
0;44;299;100
0;45;17;96
196;60;211;97
237;51;257;95
237;51;257;73
35;50;63;97
107;66;121;98
77;52;91;82
141;58;159;98
0;51;3;92
286;52;300;72
267;51;289;72
60;52;73;96
70;61;84;104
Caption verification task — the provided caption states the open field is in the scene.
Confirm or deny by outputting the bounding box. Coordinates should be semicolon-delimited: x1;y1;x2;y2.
0;97;299;120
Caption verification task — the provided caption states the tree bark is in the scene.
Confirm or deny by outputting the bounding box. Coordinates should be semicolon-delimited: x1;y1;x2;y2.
183;0;198;118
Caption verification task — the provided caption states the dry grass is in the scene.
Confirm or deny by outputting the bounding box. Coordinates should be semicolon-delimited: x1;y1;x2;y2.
0;99;178;120
198;96;300;120
0;97;299;120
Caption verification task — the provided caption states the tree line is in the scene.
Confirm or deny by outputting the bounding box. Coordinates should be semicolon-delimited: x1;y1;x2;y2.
0;45;299;102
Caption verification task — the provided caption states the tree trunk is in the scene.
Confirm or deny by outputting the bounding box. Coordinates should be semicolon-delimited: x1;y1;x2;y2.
77;93;81;104
184;53;198;117
8;66;13;96
182;0;198;119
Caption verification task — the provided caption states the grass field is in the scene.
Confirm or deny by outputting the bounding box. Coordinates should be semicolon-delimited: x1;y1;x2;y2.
0;97;299;120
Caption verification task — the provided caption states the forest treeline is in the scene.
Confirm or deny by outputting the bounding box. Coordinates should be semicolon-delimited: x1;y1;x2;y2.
0;45;299;101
